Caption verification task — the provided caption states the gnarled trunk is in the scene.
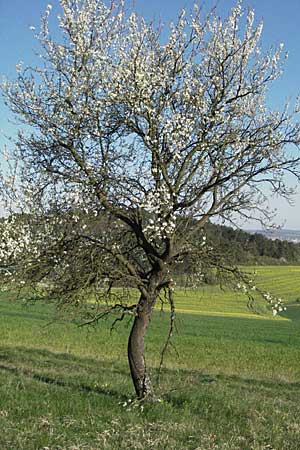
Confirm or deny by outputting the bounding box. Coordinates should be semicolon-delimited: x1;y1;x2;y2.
127;292;156;399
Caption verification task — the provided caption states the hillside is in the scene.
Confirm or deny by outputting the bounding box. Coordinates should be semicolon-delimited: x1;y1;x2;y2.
204;223;300;264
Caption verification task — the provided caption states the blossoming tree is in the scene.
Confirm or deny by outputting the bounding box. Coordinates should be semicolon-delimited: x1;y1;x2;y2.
1;0;300;399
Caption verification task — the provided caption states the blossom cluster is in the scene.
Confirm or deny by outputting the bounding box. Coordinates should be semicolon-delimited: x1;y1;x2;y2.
263;292;287;316
236;280;287;316
141;185;176;241
0;216;32;262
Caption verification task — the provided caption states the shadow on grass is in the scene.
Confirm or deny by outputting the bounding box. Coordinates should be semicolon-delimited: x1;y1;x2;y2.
158;365;300;409
280;304;300;321
0;346;129;401
1;344;300;410
166;364;300;388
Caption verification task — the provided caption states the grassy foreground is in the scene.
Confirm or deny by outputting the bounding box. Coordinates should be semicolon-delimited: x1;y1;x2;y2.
1;266;300;449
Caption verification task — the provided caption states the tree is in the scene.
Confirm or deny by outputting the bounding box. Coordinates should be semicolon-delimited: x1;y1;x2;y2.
0;0;299;399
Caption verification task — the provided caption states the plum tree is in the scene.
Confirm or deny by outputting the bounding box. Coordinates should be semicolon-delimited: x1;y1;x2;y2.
1;0;299;399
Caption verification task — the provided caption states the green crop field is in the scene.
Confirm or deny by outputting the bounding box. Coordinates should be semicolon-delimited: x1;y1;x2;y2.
172;265;300;317
0;265;300;449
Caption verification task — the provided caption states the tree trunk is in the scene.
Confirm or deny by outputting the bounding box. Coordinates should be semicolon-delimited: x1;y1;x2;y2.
127;292;156;399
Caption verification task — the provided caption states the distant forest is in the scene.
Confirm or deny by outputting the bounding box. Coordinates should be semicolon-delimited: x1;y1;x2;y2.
205;222;300;265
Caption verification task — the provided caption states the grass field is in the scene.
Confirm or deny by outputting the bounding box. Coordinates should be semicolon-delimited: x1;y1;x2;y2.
0;266;300;449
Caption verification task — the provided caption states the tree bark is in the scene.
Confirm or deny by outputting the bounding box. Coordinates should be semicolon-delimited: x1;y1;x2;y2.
127;292;156;399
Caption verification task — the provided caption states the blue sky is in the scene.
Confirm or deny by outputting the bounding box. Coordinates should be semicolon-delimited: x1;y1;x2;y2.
1;0;300;228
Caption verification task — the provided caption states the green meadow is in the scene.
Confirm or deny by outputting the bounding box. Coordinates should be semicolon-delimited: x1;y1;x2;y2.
1;266;300;449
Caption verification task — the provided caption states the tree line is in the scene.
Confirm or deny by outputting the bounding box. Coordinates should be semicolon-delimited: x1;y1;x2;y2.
204;223;300;264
